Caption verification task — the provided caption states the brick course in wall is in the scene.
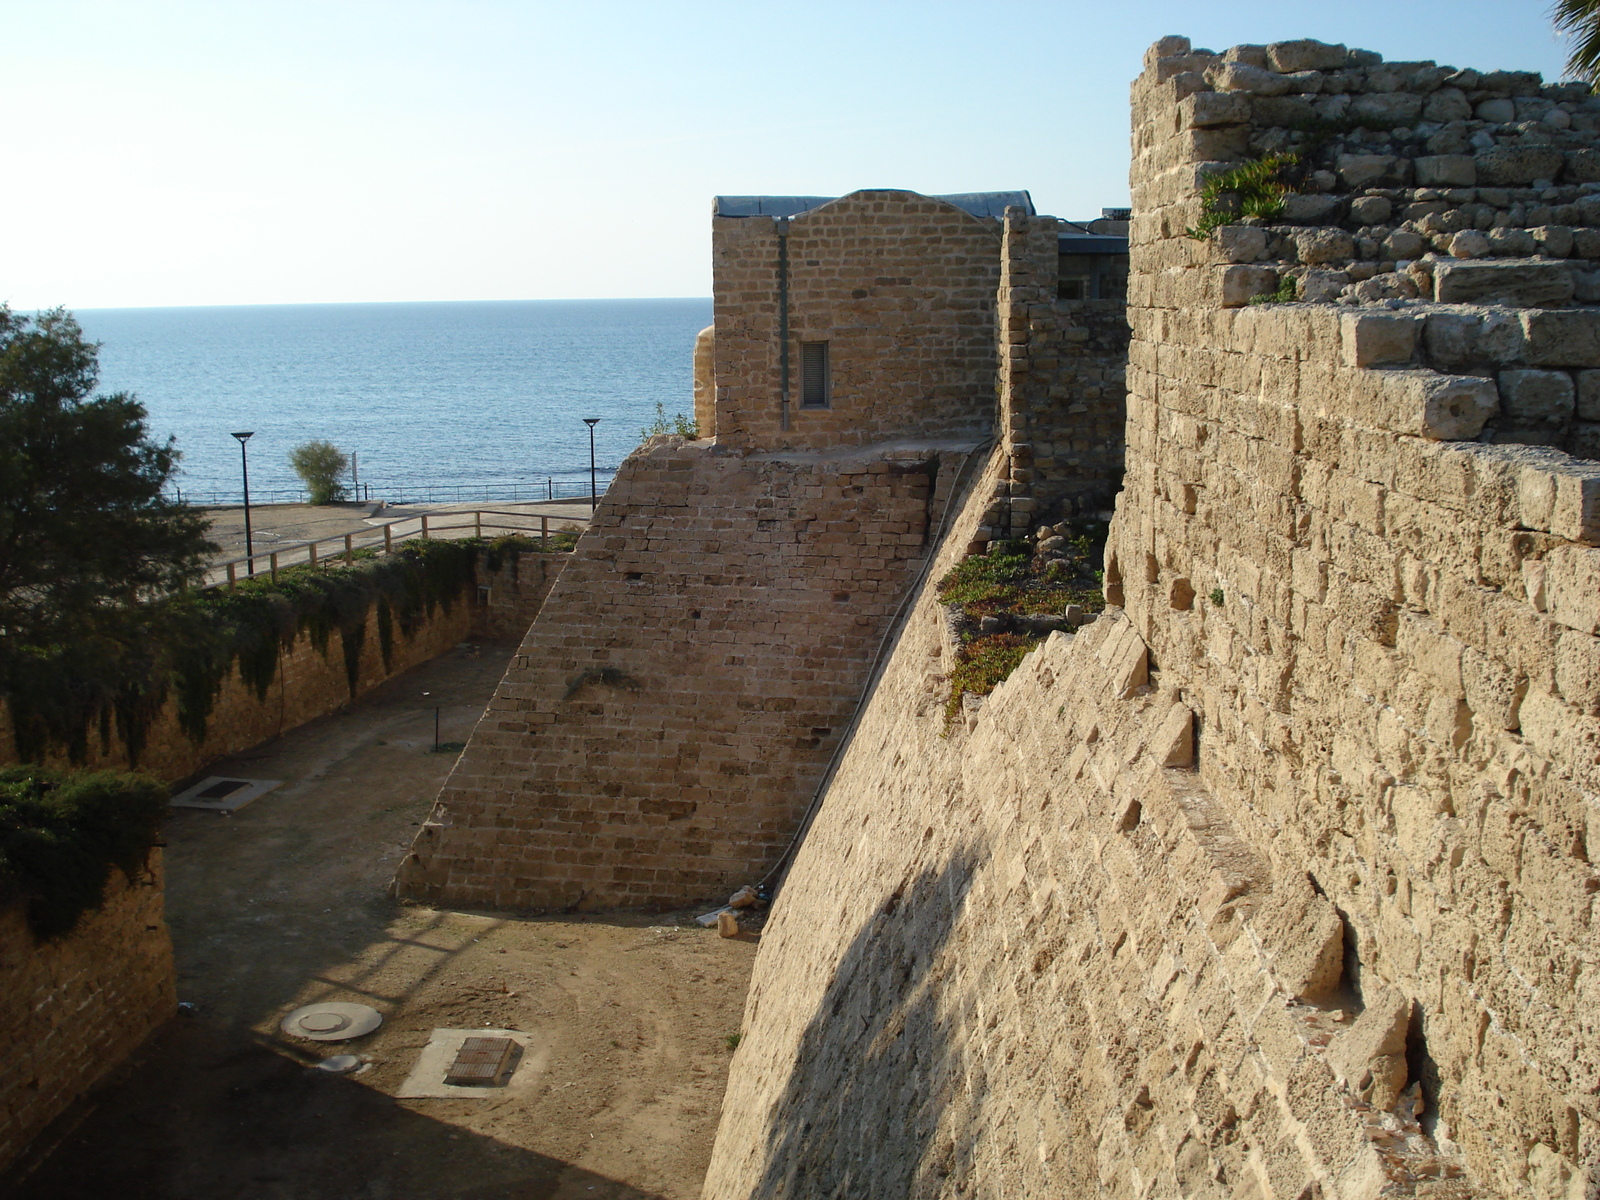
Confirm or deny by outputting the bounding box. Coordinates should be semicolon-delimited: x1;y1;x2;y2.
0;858;174;1176
705;36;1600;1200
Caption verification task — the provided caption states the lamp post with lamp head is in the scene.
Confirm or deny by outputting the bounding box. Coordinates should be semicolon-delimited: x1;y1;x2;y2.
231;431;255;575
583;418;600;510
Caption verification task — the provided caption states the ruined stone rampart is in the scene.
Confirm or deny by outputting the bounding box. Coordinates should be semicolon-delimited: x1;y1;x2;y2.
992;209;1128;537
0;858;174;1176
706;37;1600;1200
395;436;976;911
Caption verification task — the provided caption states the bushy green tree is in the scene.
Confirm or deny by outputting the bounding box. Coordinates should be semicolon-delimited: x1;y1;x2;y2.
0;306;213;652
288;439;349;504
1554;0;1600;85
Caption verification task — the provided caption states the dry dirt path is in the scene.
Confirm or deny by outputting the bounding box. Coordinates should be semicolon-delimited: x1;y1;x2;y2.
9;641;756;1200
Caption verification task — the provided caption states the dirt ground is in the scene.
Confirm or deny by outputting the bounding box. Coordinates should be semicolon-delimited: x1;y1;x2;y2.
8;641;759;1200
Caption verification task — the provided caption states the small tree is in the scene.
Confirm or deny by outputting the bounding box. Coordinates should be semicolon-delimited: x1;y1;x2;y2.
289;440;349;504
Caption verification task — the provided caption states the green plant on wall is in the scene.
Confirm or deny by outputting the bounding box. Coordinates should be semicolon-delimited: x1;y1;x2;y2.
0;766;167;940
2;534;566;767
1185;151;1300;241
288;440;350;504
639;401;698;441
1247;276;1299;306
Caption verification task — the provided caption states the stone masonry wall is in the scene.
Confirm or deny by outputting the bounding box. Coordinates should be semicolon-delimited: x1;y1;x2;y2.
0;548;564;783
0;856;174;1176
395;435;976;912
705;37;1600;1200
977;209;1129;548
710;190;1001;450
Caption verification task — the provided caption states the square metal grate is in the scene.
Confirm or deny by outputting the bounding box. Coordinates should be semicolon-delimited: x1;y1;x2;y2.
196;778;250;800
443;1036;516;1086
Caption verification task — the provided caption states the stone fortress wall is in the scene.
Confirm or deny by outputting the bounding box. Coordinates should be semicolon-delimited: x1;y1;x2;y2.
0;860;174;1176
705;37;1600;1200
395;188;1131;915
0;548;561;784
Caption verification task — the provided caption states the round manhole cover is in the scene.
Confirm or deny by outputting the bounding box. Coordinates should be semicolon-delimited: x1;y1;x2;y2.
280;1002;383;1041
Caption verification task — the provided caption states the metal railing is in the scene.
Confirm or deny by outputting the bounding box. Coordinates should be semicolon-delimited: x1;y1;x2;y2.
179;476;616;507
204;508;587;590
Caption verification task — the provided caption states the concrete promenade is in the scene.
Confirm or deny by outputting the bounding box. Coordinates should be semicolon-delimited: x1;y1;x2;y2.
199;498;594;584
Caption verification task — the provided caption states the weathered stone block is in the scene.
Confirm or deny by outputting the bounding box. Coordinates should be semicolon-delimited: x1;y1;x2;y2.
1220;265;1280;307
1350;92;1423;128
1520;309;1600;367
1341;312;1416;367
1432;259;1575;306
1266;39;1347;72
1546;544;1600;633
1499;368;1576;426
1475;143;1566;186
1182;91;1251;129
1214;224;1267;264
1207;61;1291;95
1415;154;1477;186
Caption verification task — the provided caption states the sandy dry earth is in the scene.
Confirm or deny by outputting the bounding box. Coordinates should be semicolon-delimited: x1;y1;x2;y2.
9;641;758;1200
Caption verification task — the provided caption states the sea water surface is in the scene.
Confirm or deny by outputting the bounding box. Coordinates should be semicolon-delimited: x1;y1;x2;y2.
75;298;712;503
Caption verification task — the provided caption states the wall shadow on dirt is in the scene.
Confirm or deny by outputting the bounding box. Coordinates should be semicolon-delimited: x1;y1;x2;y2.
3;1019;662;1200
750;847;985;1198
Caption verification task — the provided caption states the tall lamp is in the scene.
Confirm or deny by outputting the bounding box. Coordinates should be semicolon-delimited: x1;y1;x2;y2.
583;418;600;510
231;431;255;575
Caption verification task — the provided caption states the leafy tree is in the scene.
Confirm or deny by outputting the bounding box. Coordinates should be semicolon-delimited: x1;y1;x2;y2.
0;307;213;653
288;439;349;504
1554;0;1600;85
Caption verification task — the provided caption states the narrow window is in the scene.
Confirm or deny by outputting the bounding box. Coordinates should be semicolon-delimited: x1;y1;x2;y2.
800;341;830;408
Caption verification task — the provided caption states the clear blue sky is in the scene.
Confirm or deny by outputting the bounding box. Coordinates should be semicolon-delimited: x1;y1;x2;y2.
1;0;1577;309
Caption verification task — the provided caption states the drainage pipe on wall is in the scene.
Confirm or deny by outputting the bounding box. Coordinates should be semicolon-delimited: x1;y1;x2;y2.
776;216;791;433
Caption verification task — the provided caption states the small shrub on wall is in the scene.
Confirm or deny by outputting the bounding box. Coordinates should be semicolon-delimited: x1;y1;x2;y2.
0;766;166;941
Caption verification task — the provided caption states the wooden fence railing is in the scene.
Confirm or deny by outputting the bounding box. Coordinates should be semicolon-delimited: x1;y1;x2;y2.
205;509;585;590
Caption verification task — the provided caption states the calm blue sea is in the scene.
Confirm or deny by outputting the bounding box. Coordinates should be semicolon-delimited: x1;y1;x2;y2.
74;298;712;504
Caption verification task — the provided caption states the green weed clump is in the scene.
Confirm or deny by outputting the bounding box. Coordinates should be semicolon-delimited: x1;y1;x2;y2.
936;540;1098;617
943;633;1043;729
1185;151;1299;241
0;766;167;940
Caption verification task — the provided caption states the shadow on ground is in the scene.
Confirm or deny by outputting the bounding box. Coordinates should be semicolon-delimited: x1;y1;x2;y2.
9;1020;661;1200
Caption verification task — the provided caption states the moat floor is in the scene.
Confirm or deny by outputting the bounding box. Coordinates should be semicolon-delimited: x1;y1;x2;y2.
8;641;755;1200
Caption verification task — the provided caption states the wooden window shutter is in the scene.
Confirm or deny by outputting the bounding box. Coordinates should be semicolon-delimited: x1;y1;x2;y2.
800;341;830;408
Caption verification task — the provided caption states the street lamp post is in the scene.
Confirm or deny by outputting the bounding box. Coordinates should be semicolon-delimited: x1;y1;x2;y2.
583;418;600;510
231;431;255;576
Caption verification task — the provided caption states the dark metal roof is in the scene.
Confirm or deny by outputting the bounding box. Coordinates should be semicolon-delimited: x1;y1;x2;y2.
714;191;1035;220
1058;233;1129;255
